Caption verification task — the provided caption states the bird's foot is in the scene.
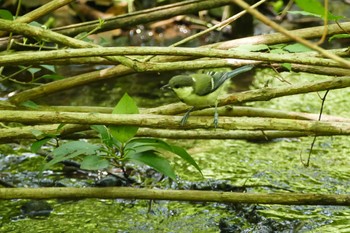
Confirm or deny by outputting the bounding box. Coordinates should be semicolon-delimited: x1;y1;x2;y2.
180;107;194;126
213;111;219;128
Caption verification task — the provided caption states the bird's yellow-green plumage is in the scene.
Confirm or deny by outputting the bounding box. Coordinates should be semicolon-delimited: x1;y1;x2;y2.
163;65;254;127
169;73;224;107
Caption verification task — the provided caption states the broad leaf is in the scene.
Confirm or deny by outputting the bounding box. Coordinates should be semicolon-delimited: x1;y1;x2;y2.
126;151;176;180
125;138;202;176
125;138;172;152
170;145;203;176
0;9;13;20
27;67;41;75
31;138;52;153
231;44;269;52
80;155;109;170
293;0;343;21
282;63;292;71
40;64;55;73
329;34;350;42
91;125;116;148
31;129;45;138
43;141;101;170
39;74;64;81
109;93;139;143
21;100;39;110
283;43;312;53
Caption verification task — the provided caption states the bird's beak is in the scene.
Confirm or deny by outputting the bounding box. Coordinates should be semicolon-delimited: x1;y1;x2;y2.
161;84;171;91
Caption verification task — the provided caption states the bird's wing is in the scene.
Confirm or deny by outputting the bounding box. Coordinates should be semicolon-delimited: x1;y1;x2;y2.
210;65;254;90
191;65;254;96
191;73;215;96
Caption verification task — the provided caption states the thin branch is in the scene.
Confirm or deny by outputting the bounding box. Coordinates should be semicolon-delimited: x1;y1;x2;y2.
0;47;347;67
302;90;330;167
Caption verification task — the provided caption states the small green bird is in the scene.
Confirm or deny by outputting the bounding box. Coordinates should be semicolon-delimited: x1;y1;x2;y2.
162;65;254;127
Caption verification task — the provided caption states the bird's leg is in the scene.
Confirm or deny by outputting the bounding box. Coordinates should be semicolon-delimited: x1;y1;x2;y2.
213;103;219;128
180;106;195;126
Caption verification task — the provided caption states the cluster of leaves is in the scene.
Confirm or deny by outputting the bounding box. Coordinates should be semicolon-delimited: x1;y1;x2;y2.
32;93;202;180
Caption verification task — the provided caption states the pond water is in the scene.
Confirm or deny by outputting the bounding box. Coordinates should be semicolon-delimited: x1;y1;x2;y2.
1;69;349;232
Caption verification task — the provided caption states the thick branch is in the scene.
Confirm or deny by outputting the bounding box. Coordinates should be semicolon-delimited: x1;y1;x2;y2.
220;75;350;105
0;187;349;205
1;110;350;134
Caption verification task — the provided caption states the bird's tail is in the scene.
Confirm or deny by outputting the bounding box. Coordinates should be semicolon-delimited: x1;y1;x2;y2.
217;65;254;81
207;65;254;90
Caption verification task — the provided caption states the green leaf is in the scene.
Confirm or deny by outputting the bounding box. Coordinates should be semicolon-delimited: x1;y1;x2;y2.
293;0;344;21
31;138;52;153
329;34;350;42
40;64;55;73
271;0;284;12
43;141;101;170
125;138;172;152
231;44;269;52
283;43;312;53
126;151;176;180
27;67;41;75
39;74;64;81
281;63;292;71
269;48;288;54
80;155;109;170
0;9;13;20
125;138;202;176
20;100;39;109
29;21;43;27
109;93;139;143
91;125;117;148
288;10;323;18
269;44;287;49
31;129;45;138
170;145;203;176
56;123;66;132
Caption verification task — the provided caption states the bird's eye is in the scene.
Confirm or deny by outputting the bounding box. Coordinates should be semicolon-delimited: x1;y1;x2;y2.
173;84;180;89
